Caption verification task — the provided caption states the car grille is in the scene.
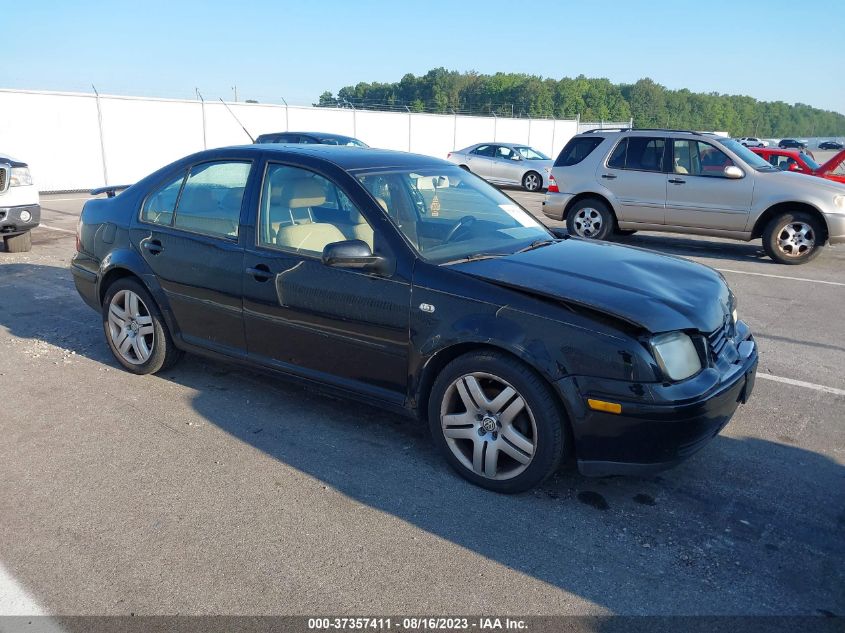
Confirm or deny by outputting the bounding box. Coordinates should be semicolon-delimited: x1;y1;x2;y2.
707;315;734;362
0;165;8;194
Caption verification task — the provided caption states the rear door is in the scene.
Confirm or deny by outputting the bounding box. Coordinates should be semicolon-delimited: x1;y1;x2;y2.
665;139;754;230
131;158;255;355
466;144;495;178
598;135;668;224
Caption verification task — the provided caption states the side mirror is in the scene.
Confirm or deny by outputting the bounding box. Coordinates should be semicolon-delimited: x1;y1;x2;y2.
724;165;745;179
322;240;391;275
788;163;802;172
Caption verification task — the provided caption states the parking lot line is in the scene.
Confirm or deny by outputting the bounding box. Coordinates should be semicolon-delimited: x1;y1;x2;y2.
716;268;845;287
758;373;845;397
38;224;75;234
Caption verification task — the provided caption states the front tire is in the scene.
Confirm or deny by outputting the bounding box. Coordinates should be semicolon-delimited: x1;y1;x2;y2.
3;231;32;253
762;211;824;265
428;350;564;494
102;277;183;374
522;171;542;192
566;198;615;240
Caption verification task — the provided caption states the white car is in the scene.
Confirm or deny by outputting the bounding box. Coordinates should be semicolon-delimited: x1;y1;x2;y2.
0;154;40;252
446;143;553;191
736;137;768;148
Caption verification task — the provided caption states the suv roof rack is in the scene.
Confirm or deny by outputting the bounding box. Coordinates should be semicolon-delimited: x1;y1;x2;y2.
581;127;702;135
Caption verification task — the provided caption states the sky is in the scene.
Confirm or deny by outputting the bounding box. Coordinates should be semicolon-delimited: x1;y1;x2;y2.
4;0;844;114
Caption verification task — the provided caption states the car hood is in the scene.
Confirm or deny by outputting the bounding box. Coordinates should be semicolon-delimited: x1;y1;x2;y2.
819;149;845;175
452;239;730;333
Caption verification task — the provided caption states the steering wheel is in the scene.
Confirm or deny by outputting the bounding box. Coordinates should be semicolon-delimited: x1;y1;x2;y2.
444;215;476;243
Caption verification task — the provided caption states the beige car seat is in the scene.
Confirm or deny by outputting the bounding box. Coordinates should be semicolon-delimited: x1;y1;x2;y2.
275;178;346;253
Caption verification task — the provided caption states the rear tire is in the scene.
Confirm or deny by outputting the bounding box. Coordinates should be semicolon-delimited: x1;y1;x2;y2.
428;350;564;494
566;198;615;241
762;211;824;265
102;277;183;374
3;231;32;253
522;171;542;192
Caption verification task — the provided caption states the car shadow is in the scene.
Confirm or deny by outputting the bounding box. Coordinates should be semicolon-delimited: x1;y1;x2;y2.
1;263;843;615
613;233;771;264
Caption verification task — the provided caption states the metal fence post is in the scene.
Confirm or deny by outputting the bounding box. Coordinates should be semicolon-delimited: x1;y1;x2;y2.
92;85;109;186
405;106;412;151
552;118;557;157
492;112;498;141
281;96;289;131
451;108;457;150
196;88;207;149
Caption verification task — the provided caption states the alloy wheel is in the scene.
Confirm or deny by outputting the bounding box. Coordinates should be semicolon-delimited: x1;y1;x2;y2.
776;221;815;258
524;173;541;191
107;289;155;365
572;207;603;237
440;372;537;480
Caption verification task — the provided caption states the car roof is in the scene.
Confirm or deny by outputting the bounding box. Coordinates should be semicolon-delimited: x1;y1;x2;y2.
224;144;451;171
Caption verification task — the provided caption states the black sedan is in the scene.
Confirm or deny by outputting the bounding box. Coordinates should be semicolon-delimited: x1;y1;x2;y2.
71;145;758;493
819;140;844;150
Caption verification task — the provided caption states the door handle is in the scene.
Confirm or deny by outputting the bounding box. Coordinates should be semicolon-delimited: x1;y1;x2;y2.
601;173;617;179
143;239;163;254
668;178;686;184
246;264;273;281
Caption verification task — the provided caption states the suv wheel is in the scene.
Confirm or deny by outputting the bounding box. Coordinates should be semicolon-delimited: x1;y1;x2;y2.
428;350;564;494
102;278;183;374
566;198;614;240
522;171;542;192
3;231;32;253
762;212;823;265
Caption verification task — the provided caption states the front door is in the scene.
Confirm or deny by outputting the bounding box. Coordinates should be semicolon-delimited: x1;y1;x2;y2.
131;159;253;355
490;145;522;185
242;162;411;401
665;139;754;230
598;136;668;224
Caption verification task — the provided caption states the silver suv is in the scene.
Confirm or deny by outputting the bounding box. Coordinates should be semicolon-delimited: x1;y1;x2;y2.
542;129;845;264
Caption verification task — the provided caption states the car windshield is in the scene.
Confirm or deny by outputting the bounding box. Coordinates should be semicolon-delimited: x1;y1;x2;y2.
320;136;368;148
719;139;777;171
356;166;552;264
799;153;821;170
515;146;550;160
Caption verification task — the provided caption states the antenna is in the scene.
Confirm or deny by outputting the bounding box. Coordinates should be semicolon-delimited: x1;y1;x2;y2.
219;98;255;143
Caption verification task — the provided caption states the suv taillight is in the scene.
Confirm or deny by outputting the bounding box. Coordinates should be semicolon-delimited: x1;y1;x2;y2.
75;214;83;252
548;175;559;193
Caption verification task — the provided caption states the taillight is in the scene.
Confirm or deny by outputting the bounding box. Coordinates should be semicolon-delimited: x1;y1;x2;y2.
447;152;452;159
75;214;83;252
548;175;559;193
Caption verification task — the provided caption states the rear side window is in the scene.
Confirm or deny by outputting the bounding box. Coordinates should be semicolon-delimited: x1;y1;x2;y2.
554;136;604;167
622;137;666;172
141;172;186;226
173;161;251;238
472;145;495;157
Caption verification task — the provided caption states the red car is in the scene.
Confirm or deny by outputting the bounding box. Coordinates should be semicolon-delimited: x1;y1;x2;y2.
751;147;845;184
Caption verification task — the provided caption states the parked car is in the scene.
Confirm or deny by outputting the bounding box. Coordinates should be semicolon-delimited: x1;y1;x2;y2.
778;138;807;149
750;147;818;171
735;137;768;147
0;154;40;253
447;143;552;192
542;129;845;264
752;147;845;185
71;144;758;493
819;140;844;151
255;131;369;148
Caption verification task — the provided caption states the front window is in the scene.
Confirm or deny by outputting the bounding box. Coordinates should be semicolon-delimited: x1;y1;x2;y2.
514;146;550;160
356;166;551;264
719;139;777;171
672;140;734;177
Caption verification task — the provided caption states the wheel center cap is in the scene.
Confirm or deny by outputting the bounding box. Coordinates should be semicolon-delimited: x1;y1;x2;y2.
130;321;139;334
481;415;498;433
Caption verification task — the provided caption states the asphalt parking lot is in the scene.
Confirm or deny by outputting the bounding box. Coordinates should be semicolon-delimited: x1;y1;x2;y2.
0;192;843;616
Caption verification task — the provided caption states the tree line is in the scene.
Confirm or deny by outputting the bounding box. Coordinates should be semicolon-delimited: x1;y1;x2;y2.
316;68;845;137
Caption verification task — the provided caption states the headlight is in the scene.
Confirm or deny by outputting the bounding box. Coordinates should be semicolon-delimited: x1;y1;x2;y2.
834;194;845;210
650;331;702;381
10;167;32;187
732;308;738;324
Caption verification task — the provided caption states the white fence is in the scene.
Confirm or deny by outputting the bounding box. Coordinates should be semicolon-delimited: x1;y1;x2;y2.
0;89;583;192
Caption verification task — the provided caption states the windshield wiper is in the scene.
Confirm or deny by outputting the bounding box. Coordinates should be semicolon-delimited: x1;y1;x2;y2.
516;239;558;253
443;252;510;264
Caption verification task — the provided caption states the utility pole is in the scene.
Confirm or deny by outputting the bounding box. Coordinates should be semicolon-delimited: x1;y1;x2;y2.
92;84;109;186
